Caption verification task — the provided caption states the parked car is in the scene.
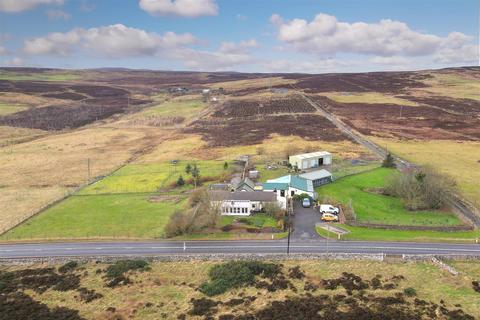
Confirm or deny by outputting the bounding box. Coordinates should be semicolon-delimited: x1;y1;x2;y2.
302;198;311;208
320;204;339;215
321;212;339;222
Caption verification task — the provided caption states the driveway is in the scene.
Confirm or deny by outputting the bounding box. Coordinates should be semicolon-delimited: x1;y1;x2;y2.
291;201;322;240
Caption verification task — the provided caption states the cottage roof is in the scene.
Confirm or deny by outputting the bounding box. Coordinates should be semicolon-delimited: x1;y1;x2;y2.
210;191;277;202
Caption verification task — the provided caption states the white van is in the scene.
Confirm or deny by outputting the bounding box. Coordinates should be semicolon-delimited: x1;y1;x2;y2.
320;204;339;215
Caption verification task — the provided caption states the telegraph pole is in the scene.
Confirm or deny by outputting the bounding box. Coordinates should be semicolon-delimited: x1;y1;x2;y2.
87;158;91;182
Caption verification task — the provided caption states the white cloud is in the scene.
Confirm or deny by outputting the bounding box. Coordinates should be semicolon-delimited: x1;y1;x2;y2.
369;56;409;65
0;0;63;13
171;39;258;71
23;29;83;55
2;57;26;66
46;9;70;20
270;13;476;63
23;24;197;58
139;0;218;17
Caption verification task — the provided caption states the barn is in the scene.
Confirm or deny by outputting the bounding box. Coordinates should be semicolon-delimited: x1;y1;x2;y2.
289;151;332;170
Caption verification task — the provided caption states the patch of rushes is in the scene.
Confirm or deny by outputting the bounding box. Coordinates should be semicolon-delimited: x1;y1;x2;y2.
317;168;463;227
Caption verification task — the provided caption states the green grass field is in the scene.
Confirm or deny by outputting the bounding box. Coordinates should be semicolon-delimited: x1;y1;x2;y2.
316;224;480;243
0;102;28;115
1;194;186;240
135;98;206;122
0;71;81;81
317;168;462;226
79;160;232;195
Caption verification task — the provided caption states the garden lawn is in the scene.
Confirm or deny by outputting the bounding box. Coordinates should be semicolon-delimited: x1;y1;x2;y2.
1;194;186;240
316;224;480;243
79;160;231;194
317;168;462;226
220;214;278;228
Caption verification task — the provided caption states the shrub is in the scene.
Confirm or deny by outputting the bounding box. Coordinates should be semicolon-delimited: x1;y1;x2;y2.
263;203;285;220
403;287;417;297
199;261;281;296
58;261;78;274
104;260;149;288
165;190;219;237
221;224;234;232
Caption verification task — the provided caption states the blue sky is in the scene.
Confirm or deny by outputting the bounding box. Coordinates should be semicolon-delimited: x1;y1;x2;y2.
0;0;478;73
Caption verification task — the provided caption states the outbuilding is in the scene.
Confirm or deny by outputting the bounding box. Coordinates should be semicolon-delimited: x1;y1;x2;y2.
299;169;333;187
289;151;332;170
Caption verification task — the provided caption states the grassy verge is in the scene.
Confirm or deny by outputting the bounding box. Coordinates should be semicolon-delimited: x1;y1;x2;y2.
1;194;187;240
317;168;463;226
317;224;480;243
0;102;28;115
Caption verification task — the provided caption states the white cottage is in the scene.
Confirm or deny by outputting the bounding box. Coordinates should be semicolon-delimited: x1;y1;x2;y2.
210;191;278;216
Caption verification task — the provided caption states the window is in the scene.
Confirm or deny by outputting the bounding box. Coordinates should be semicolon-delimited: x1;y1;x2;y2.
280;190;285;197
252;204;256;208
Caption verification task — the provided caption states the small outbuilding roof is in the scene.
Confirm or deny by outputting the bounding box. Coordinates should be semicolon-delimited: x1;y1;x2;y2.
210;191;277;202
266;175;314;193
299;169;332;181
290;151;331;160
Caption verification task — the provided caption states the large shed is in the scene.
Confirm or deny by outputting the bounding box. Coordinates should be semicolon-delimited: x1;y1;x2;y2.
289;151;332;170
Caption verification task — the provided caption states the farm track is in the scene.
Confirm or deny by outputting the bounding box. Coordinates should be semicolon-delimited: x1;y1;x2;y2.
293;85;480;228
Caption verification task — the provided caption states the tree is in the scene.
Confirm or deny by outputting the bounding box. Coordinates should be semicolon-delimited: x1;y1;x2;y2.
185;163;192;174
176;175;185;187
223;161;229;170
382;153;396;168
191;164;200;188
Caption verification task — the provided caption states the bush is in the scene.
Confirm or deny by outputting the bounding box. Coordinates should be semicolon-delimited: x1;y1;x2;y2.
58;261;78;274
221;224;234;232
199;261;281;296
263;203;285;220
386;167;457;210
403;287;417;297
105;260;150;280
165;189;219;237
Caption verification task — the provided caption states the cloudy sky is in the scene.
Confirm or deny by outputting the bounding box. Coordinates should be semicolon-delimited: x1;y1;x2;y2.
0;0;478;73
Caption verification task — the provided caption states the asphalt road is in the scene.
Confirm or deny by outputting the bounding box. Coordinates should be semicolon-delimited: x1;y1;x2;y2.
1;240;479;259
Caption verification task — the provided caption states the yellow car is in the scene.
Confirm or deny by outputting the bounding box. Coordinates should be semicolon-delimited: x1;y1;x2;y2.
321;213;339;222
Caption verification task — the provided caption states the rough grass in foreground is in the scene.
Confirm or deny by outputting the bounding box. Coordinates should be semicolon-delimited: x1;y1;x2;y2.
1;259;478;319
